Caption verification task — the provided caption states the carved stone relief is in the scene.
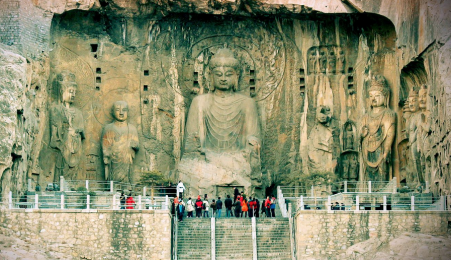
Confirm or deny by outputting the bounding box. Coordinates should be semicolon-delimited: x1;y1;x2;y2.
360;75;396;182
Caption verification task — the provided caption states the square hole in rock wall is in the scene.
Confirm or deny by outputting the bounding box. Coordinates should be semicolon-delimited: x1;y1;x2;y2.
90;44;98;52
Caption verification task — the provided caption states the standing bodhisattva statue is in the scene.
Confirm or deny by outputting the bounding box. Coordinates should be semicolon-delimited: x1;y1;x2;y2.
178;47;262;197
102;101;139;184
360;75;396;182
50;71;85;182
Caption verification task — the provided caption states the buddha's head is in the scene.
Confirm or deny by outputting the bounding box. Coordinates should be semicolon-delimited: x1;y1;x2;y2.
112;101;129;122
57;71;77;104
407;89;419;112
208;48;240;92
368;75;390;108
316;105;331;125
418;85;428;110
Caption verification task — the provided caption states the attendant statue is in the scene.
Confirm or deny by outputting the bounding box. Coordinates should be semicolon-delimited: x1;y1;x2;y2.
406;89;424;184
179;47;262;197
50;71;85;182
360;75;396;181
307;105;335;174
102;101;139;183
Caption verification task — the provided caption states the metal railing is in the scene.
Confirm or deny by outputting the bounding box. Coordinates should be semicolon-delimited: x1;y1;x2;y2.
279;179;398;198
3;191;170;211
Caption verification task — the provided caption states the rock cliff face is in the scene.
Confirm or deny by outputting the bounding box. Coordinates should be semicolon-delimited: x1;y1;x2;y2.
0;0;450;198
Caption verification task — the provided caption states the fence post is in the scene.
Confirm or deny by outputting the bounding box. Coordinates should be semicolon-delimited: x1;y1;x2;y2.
110;181;114;193
87;195;90;210
86;180;89;191
300;195;304;210
252;216;257;260
327;196;331;211
34;194;39;209
143;186;147;197
211;217;216;260
383;196;387;211
411;196;415;211
356;195;359;212
425;181;430;193
112;194;117;209
61;194;64;209
138;195;142;210
165;195;169;210
344;181;348;193
368;181;372;193
440;196;446;211
60;176;64;191
8;191;12;209
311;185;314;197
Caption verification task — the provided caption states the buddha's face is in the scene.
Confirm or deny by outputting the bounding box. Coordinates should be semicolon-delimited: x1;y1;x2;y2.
419;89;427;109
316;107;331;124
369;90;385;107
408;95;419;112
113;103;128;122
211;66;237;91
61;85;76;104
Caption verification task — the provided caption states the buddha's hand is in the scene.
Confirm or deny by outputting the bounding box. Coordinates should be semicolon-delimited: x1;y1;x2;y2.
248;136;260;150
361;126;368;138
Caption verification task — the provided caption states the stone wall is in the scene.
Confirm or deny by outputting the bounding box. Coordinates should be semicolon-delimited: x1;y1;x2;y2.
0;209;172;259
294;211;451;259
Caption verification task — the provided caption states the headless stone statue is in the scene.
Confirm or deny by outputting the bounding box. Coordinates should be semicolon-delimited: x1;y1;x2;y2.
50;71;85;182
178;47;262;197
360;75;396;182
102;101;139;184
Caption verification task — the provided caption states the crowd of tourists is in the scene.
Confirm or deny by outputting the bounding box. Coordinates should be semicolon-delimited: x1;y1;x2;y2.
171;187;277;221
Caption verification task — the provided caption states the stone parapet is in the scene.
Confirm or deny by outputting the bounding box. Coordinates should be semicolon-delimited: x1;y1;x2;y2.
0;209;172;259
294;210;451;259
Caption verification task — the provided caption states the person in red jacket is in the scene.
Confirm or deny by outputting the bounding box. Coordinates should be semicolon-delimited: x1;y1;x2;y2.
264;196;271;217
195;195;203;218
126;193;135;209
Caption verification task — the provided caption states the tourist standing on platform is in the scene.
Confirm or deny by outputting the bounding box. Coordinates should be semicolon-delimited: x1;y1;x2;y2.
195;196;203;218
126;193;135;209
261;199;266;217
234;187;239;201
177;180;186;198
216;197;223;218
264;196;271;217
270;196;276;217
241;198;249;217
225;195;233;217
248;197;256;218
174;196;179;204
120;191;126;209
203;198;210;218
255;198;260;217
211;199;217;217
234;198;242;218
186;197;194;217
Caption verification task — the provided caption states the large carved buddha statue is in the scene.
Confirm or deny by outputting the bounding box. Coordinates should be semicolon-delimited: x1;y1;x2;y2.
101;101;139;184
360;75;396;182
178;47;262;197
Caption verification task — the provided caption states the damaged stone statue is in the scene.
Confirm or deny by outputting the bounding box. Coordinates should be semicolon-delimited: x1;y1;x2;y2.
360;75;396;182
50;71;85;182
406;89;424;185
101;101;139;184
177;47;262;197
307;105;335;174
